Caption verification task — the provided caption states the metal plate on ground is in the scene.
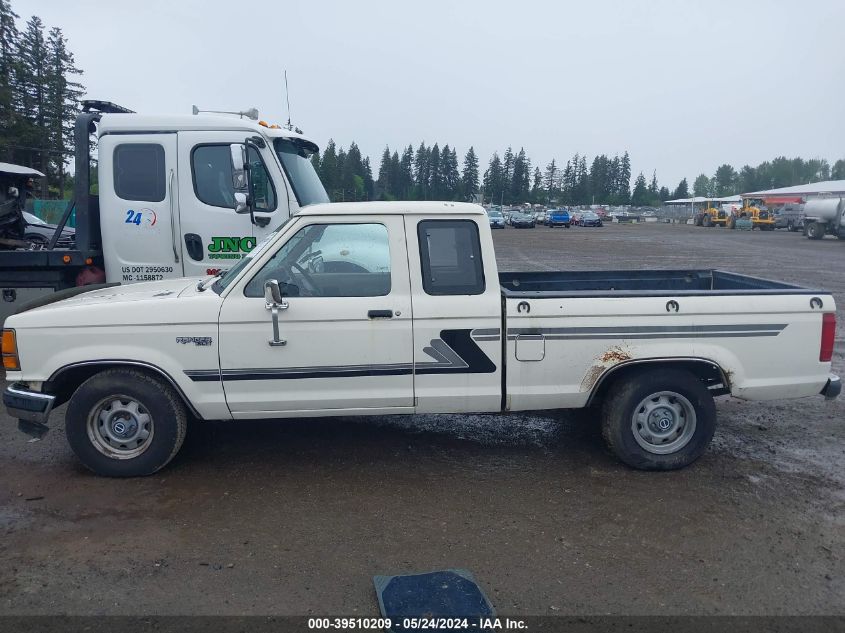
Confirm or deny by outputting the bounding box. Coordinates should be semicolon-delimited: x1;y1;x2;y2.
373;569;495;632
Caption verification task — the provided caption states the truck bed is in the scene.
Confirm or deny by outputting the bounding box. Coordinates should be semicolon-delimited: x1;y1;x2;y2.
499;269;821;298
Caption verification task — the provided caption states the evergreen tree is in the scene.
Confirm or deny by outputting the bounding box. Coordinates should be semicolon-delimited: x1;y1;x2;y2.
692;173;711;197
631;172;649;206
575;155;589;204
648;171;658;196
672;178;689;199
399;144;414;199
658;186;670;201
362;156;374;200
376;146;393;199
18;15;50;183
460;146;479;202
617;151;631;204
320;139;339;200
510;147;530;203
530;165;542;203
484;152;504;205
45;26;83;196
413;142;429;199
832;159;845;180
441;144;459;200
0;0;20;159
543;159;558;204
502;146;514;203
713;163;737;196
428;143;441;199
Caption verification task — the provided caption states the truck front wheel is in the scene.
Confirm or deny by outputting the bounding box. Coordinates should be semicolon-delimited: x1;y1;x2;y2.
601;369;716;470
65;369;188;477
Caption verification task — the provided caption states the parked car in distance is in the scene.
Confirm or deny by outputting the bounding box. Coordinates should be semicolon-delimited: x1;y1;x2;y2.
547;208;571;228
580;212;603;227
22;211;76;248
571;212;583;226
487;208;506;229
534;210;547;225
510;212;535;228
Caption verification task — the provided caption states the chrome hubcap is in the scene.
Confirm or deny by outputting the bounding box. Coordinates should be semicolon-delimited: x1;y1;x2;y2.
631;391;697;455
87;396;154;459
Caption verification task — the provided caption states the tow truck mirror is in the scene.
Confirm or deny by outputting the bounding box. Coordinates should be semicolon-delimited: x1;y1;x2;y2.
233;192;249;214
230;144;248;190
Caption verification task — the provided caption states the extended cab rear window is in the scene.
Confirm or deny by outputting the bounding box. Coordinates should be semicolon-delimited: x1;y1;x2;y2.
417;219;485;295
113;143;166;202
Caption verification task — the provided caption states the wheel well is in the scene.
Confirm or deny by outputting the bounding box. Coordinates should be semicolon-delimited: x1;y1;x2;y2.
44;362;203;419
587;359;729;407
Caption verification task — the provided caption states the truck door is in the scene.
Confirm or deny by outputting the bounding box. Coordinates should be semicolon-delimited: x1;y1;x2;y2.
177;131;285;277
216;214;414;416
98;133;184;283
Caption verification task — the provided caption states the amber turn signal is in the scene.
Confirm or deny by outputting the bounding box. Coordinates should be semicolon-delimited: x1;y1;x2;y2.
1;329;19;371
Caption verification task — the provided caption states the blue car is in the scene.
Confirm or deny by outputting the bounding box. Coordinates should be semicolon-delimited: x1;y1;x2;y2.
547;208;571;228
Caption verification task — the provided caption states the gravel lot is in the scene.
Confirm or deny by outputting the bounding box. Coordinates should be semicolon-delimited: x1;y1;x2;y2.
1;222;843;616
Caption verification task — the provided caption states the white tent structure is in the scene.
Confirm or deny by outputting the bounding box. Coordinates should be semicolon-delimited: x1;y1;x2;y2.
742;180;845;199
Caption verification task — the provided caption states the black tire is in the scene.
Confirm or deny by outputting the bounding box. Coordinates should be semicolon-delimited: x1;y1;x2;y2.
787;220;795;232
600;368;716;470
806;221;826;240
65;368;188;477
702;215;713;227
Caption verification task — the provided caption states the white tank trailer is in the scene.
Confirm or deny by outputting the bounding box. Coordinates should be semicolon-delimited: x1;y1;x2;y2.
803;198;845;240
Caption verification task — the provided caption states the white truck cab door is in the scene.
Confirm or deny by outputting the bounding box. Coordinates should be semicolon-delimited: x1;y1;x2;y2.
176;131;288;277
215;215;414;417
98;133;184;283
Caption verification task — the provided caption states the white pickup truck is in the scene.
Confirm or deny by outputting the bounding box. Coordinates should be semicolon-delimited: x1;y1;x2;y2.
3;202;840;476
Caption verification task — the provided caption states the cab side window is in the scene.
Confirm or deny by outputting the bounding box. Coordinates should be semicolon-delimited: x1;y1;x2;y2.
113;143;166;202
191;145;276;211
417;219;485;295
244;223;391;298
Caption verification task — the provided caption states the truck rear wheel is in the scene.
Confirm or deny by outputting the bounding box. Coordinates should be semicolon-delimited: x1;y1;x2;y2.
806;222;826;240
601;368;716;470
65;368;187;477
702;215;712;227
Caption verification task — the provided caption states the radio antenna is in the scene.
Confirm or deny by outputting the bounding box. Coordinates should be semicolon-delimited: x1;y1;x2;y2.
284;71;292;131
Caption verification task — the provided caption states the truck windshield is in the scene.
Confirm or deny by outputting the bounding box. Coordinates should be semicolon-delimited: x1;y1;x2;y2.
212;219;291;294
274;138;330;207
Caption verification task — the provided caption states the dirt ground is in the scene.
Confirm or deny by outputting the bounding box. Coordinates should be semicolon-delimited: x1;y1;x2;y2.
1;222;843;616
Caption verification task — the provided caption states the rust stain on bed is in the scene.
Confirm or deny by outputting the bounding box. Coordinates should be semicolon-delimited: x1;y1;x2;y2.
599;347;633;363
580;347;634;391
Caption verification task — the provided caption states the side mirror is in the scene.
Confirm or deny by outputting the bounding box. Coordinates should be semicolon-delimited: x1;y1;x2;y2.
234;192;249;214
230;144;248;190
264;279;283;306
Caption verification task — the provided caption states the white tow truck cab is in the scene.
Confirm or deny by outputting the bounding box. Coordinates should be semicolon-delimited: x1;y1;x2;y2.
0;100;328;324
3;202;840;476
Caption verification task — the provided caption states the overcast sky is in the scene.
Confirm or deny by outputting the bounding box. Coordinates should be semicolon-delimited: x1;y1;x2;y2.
26;0;845;188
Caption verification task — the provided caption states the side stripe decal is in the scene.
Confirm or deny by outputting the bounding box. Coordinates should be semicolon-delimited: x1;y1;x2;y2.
186;329;497;382
506;323;786;340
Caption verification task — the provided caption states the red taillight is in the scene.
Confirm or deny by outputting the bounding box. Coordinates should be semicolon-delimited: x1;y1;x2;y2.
820;313;836;362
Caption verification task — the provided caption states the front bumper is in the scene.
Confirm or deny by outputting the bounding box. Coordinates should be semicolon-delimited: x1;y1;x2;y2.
821;374;841;400
3;383;56;423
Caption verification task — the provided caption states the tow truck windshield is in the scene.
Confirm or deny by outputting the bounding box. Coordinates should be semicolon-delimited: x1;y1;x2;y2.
274;138;330;207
